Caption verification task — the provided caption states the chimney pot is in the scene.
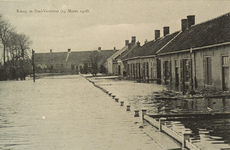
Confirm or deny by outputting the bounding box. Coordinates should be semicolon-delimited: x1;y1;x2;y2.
155;30;160;40
114;47;116;50
137;41;140;47
128;43;131;49
131;36;136;45
68;48;71;52
163;26;170;36
98;47;101;50
187;15;195;28
125;40;129;46
50;49;52;53
181;19;188;31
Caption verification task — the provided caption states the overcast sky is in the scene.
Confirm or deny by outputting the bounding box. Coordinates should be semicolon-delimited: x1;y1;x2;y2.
0;0;230;53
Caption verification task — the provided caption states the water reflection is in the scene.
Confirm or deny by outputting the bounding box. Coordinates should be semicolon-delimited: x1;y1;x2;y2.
147;97;230;148
85;77;230;149
150;98;230;114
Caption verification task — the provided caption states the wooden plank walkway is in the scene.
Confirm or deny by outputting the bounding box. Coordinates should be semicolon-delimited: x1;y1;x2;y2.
155;94;230;101
147;112;230;120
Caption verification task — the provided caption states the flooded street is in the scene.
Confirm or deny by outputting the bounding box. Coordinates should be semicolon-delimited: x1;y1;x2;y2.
0;75;164;150
1;74;230;150
89;76;230;150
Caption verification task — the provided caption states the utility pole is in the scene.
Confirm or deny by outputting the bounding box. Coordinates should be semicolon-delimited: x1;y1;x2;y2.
32;49;35;82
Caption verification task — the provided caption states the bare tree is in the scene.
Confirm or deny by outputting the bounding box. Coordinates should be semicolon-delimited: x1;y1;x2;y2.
0;15;13;68
8;32;32;79
0;13;32;80
89;51;101;76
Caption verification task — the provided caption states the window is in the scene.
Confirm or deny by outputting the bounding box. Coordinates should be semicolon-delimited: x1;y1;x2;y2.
222;56;229;66
175;60;179;67
184;59;190;82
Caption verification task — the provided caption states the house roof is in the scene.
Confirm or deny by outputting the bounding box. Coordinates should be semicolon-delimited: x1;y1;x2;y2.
34;52;68;63
124;31;180;60
35;50;118;64
158;12;230;55
97;50;119;64
116;43;137;60
67;51;92;63
108;45;129;61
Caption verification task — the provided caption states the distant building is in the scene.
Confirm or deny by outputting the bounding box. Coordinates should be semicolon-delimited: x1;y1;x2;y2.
34;48;118;74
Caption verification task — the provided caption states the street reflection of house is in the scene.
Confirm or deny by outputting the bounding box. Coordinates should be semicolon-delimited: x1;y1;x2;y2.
171;98;230;113
123;27;180;83
157;13;230;92
34;48;118;74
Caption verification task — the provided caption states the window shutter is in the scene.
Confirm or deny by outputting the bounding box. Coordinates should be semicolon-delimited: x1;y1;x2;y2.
188;59;191;81
207;57;212;84
190;59;193;86
203;58;207;84
146;62;149;78
180;59;183;81
163;61;165;83
169;60;172;82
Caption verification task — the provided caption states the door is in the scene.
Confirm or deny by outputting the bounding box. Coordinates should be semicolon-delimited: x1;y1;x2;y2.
157;58;161;84
118;65;121;75
175;67;179;88
146;62;149;82
76;66;79;73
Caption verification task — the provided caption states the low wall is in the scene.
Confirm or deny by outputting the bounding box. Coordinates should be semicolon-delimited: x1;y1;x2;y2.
144;114;200;150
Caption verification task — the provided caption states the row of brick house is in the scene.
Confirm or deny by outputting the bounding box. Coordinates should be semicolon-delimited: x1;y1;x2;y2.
34;48;118;74
109;13;230;93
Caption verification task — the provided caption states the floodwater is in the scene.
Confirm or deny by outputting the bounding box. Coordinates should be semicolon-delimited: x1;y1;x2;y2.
91;77;230;150
0;75;163;150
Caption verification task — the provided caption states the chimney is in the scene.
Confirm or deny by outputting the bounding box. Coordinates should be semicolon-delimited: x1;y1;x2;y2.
155;30;160;40
50;49;52;53
98;47;101;51
68;48;71;52
125;40;129;46
131;36;136;45
181;19;188;31
187;15;195;28
114;47;116;50
163;26;170;36
128;43;131;49
137;41;140;47
145;39;148;44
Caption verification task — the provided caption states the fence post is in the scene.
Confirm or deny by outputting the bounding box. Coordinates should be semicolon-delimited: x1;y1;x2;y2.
126;105;130;111
182;131;192;149
120;101;124;106
115;98;119;102
141;108;147;120
134;110;139;117
159;117;167;132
